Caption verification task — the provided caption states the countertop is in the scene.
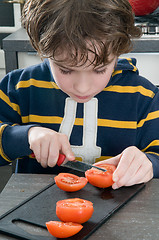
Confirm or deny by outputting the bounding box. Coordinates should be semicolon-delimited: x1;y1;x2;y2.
3;27;159;53
0;174;159;240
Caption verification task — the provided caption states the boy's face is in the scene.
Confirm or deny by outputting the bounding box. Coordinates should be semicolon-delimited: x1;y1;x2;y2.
49;52;117;103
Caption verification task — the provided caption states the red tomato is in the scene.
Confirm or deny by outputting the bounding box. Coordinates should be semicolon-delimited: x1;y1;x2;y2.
46;221;83;238
56;198;94;223
54;173;88;192
85;164;116;188
129;0;159;16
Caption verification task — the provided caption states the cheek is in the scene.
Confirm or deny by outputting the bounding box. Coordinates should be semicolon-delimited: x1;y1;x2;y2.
52;71;65;88
53;73;72;91
95;75;110;90
99;67;115;88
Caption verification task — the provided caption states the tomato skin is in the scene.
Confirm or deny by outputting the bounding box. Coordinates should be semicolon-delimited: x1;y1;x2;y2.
85;164;116;188
46;221;83;238
54;173;88;192
56;198;94;224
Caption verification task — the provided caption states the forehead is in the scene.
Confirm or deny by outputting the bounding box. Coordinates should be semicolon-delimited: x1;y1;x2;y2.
53;49;115;69
52;40;114;68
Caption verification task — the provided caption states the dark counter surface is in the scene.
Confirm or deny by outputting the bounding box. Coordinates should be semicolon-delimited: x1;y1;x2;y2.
0;174;158;240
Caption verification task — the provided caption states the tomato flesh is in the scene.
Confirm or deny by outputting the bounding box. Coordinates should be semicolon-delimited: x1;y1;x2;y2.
56;198;94;223
54;173;88;192
85;164;116;188
46;221;83;238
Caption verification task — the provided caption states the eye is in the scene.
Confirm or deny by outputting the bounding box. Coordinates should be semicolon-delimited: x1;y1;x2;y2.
94;68;107;74
59;68;73;75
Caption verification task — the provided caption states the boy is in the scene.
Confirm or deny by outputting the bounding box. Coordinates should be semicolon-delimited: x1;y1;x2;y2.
0;0;158;190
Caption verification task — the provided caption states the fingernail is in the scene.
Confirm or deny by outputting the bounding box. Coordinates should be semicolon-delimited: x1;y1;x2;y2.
67;154;75;160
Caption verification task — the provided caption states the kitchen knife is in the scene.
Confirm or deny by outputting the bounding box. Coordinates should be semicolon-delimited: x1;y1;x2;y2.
57;154;107;172
31;153;106;172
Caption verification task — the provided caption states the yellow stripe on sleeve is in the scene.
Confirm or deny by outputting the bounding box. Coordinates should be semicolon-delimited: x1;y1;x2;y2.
103;85;155;98
138;111;159;128
0;90;21;115
16;79;59;89
142;140;159;152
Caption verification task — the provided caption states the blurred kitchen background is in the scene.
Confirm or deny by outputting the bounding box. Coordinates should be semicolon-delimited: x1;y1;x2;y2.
0;0;159;191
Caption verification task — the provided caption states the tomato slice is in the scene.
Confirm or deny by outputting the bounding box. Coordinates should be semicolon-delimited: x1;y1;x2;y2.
46;221;83;238
85;163;116;188
54;173;88;192
56;198;94;223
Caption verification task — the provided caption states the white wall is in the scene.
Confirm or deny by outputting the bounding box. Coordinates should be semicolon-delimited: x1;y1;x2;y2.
0;49;6;80
18;52;42;69
122;53;159;86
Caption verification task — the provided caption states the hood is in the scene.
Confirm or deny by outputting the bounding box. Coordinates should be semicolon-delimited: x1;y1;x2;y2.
115;57;139;73
107;57;139;87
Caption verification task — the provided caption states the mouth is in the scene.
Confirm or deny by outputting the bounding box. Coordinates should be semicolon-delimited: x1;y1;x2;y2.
74;95;91;100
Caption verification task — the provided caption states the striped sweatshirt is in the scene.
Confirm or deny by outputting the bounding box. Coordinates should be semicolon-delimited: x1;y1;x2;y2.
0;58;159;176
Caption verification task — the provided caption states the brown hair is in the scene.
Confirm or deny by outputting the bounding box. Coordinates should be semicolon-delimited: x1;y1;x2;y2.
22;0;141;67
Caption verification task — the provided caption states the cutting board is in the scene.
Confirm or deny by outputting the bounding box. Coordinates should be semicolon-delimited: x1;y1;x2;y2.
0;178;145;240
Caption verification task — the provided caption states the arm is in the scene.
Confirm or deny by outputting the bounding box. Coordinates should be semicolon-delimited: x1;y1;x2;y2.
0;73;36;165
0;73;75;168
95;87;159;189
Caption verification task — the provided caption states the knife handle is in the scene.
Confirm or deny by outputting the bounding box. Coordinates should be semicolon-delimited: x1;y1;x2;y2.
30;152;66;166
30;153;35;158
57;154;66;166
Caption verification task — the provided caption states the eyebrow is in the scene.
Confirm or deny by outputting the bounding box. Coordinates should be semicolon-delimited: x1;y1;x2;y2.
93;64;107;70
55;63;74;70
55;62;107;71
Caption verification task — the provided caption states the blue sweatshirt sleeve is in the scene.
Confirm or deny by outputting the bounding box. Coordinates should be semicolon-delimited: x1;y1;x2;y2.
137;87;159;178
0;72;37;165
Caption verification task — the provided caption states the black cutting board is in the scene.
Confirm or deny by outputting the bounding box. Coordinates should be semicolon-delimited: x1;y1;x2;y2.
0;179;145;240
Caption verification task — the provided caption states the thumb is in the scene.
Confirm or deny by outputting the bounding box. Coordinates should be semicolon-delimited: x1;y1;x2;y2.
61;146;75;161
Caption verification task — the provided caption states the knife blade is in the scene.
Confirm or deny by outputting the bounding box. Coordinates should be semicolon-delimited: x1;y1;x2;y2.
31;152;106;172
57;154;107;172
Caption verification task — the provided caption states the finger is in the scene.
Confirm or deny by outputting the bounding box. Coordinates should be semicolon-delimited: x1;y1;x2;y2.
112;150;134;183
113;154;143;188
125;162;153;186
32;144;41;163
112;155;153;189
47;139;59;167
39;141;49;168
60;134;75;161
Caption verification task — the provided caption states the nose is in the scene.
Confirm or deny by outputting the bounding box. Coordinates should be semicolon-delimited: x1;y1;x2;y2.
74;74;91;94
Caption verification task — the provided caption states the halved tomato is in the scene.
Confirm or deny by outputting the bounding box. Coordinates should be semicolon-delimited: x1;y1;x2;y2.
54;173;88;192
46;221;83;238
85;164;116;188
56;198;94;223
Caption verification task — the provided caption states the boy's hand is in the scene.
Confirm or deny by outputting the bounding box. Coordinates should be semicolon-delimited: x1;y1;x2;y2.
28;127;75;168
94;146;153;189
